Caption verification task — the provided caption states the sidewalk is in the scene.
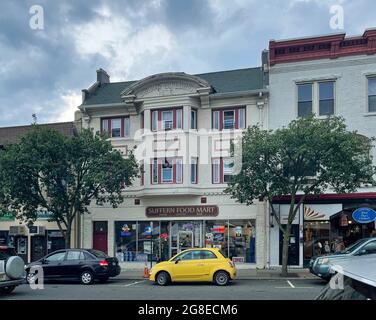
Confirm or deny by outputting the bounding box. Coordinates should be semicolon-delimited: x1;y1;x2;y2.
117;263;318;280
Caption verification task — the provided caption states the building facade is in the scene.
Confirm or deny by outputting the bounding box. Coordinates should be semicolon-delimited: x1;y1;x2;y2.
0;122;78;263
77;66;269;268
267;28;376;267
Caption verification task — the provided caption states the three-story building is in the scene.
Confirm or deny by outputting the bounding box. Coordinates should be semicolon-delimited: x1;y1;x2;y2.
77;66;269;268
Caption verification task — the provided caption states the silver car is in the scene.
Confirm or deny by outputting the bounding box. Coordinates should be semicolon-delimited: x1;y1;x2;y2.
310;238;376;280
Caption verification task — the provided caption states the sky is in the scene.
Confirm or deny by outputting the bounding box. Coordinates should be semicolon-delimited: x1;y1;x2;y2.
0;0;375;127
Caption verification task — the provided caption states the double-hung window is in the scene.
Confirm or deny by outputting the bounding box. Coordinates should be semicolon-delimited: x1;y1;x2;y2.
191;109;197;129
212;158;234;184
162;158;173;183
297;81;335;117
212;107;246;130
151;108;183;131
101;117;130;138
151;158;183;184
191;158;198;184
162;111;173;131
297;83;313;117
319;81;335;116
223;110;235;129
368;77;376;112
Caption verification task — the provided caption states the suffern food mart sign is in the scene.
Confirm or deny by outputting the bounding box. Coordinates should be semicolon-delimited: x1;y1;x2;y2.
146;205;219;218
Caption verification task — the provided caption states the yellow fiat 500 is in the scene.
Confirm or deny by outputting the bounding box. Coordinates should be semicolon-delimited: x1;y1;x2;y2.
149;248;236;286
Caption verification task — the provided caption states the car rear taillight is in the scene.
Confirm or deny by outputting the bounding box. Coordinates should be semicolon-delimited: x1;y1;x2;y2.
99;260;109;267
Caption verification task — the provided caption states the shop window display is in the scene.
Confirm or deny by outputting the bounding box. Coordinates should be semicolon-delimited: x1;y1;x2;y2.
228;220;256;263
115;221;137;262
304;221;330;260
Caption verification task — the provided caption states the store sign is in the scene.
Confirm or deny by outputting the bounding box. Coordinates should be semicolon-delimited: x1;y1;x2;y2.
146;205;219;218
352;208;376;224
0;213;15;221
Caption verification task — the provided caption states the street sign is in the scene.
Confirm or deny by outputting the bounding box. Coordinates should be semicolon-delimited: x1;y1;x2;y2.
352;208;376;224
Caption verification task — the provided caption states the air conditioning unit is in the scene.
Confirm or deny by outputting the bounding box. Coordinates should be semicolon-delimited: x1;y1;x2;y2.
164;122;173;130
9;226;27;236
28;226;46;236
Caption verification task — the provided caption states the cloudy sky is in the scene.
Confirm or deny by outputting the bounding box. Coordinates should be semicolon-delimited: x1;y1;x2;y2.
0;0;375;127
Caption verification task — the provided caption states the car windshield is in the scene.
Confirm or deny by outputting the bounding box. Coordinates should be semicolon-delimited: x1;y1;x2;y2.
87;249;108;258
341;239;369;254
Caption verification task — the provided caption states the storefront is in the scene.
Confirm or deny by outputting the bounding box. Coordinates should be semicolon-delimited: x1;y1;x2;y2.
113;218;257;264
85;202;264;267
270;194;376;268
0;212;67;263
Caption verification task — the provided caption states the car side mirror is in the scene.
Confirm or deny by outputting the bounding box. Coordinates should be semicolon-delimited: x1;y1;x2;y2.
175;258;180;264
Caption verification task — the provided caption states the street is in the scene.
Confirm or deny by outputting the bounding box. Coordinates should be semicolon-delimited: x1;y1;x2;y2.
0;278;326;300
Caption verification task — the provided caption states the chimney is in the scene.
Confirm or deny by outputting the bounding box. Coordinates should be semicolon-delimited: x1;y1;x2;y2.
261;49;269;87
96;68;110;85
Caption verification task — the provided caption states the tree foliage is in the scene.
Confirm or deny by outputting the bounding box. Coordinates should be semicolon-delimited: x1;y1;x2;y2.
225;115;375;275
0;126;139;247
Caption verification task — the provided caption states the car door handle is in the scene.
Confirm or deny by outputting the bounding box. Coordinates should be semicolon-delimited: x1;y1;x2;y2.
196;264;205;267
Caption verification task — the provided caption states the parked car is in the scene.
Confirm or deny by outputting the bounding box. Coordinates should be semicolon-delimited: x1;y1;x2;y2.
316;254;376;300
25;249;121;285
0;246;25;294
149;248;236;286
310;238;376;280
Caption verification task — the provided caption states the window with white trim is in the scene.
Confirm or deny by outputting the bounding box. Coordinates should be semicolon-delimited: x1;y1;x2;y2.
319;81;334;116
297;81;335;117
297;83;313;117
101;117;130;138
151;158;183;184
368;77;376;112
191;158;198;184
212;158;234;184
212;108;246;130
151;108;183;131
162;111;173;131
191;109;197;129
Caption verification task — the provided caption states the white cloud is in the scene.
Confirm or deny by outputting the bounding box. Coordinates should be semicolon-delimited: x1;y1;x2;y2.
56;91;82;122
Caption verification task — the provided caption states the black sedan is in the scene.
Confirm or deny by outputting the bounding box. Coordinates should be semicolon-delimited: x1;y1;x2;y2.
25;249;121;285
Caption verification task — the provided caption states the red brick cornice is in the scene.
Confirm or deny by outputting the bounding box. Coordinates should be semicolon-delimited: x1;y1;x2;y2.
269;29;376;66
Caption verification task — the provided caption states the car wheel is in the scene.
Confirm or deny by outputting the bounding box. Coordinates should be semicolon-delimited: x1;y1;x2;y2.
26;272;37;284
0;286;16;294
214;271;230;286
80;270;94;285
156;271;170;286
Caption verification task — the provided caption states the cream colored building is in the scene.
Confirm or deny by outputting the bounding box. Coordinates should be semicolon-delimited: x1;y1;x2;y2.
76;67;269;268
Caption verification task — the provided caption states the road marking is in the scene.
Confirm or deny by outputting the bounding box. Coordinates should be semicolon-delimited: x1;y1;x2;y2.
124;280;147;287
287;280;295;288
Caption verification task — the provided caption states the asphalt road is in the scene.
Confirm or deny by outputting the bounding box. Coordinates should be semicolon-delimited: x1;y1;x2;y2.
0;278;326;300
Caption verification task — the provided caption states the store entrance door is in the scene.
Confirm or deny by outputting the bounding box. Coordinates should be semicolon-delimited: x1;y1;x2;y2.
279;225;300;266
178;231;194;252
93;221;108;254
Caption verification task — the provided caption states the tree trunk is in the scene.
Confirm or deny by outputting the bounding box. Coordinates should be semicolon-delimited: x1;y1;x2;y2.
64;229;71;249
281;223;292;277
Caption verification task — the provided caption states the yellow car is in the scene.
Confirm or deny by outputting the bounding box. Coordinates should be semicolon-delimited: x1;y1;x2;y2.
149;248;236;286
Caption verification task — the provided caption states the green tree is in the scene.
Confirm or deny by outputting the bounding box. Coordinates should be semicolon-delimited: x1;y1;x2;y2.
0;126;138;248
225;115;375;276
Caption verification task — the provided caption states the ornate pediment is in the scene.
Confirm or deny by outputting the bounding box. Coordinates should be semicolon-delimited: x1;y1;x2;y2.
121;72;213;100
